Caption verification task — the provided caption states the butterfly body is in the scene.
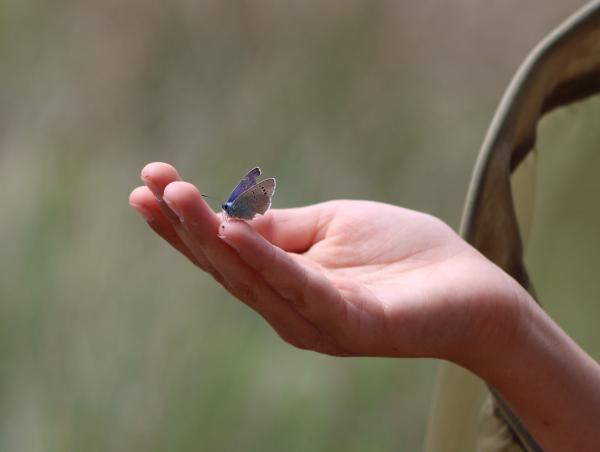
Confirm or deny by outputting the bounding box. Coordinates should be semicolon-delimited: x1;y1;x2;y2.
221;167;276;220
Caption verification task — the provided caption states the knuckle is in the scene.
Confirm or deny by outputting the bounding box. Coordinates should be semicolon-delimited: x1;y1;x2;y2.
278;332;304;349
311;329;352;357
279;285;306;310
255;244;278;274
233;281;258;306
210;271;227;286
280;271;310;312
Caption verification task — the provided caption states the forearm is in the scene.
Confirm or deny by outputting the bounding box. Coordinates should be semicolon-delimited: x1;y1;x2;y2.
469;289;600;452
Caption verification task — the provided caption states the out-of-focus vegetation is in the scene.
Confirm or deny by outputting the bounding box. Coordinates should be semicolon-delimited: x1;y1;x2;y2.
0;1;595;451
527;97;600;359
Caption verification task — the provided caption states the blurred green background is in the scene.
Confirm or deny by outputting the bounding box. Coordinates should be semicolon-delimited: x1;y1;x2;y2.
0;1;597;451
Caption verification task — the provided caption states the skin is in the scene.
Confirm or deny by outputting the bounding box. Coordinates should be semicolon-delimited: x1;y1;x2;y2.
129;162;600;452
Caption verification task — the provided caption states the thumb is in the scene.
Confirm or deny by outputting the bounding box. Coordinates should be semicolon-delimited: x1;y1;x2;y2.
250;203;333;253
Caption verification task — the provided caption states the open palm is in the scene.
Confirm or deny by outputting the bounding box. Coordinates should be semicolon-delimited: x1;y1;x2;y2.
130;163;519;363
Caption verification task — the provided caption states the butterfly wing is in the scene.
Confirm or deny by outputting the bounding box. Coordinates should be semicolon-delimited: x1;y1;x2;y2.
228;178;276;220
226;167;262;203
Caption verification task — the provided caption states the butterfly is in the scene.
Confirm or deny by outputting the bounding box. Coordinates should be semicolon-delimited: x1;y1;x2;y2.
221;167;276;220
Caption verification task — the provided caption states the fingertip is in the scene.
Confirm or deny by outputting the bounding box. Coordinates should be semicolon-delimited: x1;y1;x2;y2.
162;180;217;227
218;219;253;240
129;186;156;221
162;180;201;204
141;161;180;180
129;185;151;204
140;162;182;196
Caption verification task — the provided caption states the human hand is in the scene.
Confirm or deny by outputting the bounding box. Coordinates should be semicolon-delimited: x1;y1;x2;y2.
130;162;600;452
130;163;518;361
129;162;528;364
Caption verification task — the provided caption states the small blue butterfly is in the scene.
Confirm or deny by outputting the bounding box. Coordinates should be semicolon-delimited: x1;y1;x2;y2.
221;167;276;220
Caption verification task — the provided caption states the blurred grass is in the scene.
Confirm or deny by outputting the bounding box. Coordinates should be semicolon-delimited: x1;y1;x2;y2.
526;97;600;359
0;1;594;451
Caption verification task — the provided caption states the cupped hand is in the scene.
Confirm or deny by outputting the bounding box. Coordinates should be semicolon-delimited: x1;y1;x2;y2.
129;162;527;363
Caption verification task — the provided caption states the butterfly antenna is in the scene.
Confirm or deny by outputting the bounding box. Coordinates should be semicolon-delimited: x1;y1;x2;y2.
201;194;222;203
201;194;225;211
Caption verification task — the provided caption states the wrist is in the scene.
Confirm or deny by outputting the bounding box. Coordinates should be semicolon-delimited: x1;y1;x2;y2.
457;274;600;451
451;265;537;377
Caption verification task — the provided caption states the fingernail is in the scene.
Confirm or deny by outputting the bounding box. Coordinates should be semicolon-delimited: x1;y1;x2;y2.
162;196;184;222
129;202;154;222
